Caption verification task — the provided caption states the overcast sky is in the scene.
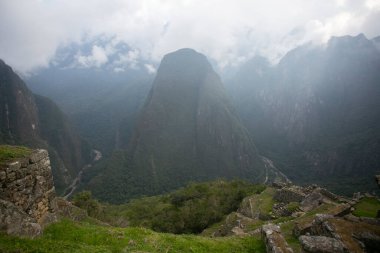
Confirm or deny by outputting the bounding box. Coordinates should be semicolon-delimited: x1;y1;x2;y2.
1;0;380;74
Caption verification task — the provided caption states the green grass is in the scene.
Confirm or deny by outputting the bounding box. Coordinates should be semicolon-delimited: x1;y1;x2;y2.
252;187;276;217
81;181;266;234
0;219;265;253
353;197;380;218
279;203;336;253
0;145;31;165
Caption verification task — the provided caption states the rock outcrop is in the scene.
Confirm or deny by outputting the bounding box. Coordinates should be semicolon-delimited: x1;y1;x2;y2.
0;149;56;237
274;187;306;204
92;48;267;202
261;224;293;253
227;34;380;195
299;235;346;253
297;213;380;253
0;59;91;194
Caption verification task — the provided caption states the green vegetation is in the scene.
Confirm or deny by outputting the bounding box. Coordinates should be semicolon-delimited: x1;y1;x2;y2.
0;219;265;253
280;203;337;253
0;145;31;165
353;197;380;218
72;191;103;218
75;180;266;234
286;202;300;213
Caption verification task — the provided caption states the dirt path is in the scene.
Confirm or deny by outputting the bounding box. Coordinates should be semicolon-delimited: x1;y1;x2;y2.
63;149;102;199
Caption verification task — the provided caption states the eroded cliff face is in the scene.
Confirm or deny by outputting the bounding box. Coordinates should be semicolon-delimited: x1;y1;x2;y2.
103;49;266;200
0;149;56;237
0;59;91;193
0;59;41;145
227;34;380;194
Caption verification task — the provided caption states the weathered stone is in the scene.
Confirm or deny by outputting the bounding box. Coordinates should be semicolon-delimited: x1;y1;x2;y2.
6;171;16;182
29;149;48;164
15;167;27;179
8;161;21;171
353;231;380;253
51;197;87;222
262;224;294;253
344;214;360;223
299;235;345;253
318;188;340;201
300;191;323;212
329;203;351;217
359;217;380;226
0;199;42;238
0;149;56;237
310;214;336;237
273;202;295;217
274;188;305;203
0;171;6;181
20;158;29;168
293;221;312;237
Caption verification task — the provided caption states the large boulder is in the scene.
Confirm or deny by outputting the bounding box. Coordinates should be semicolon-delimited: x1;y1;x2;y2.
261;224;294;253
300;191;324;212
299;235;346;253
0;199;42;238
353;231;380;253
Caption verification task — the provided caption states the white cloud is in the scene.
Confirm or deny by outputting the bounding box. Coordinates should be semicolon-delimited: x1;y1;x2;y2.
0;0;379;74
76;45;108;68
114;49;140;69
144;63;156;74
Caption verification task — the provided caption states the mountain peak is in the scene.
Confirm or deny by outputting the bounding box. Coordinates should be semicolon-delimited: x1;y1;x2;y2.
327;33;373;50
96;49;267;200
158;48;212;76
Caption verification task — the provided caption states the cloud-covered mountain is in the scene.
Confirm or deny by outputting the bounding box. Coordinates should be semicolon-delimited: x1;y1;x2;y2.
227;34;380;194
26;38;153;155
0;59;92;192
85;49;267;202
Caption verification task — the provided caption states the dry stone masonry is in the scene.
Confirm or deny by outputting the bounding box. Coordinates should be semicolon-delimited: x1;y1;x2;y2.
261;224;294;253
0;149;56;237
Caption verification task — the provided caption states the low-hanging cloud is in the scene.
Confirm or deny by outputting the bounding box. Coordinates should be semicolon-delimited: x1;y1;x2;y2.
0;0;379;74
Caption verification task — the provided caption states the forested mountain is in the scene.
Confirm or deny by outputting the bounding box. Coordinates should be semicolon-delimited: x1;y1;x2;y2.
0;59;91;192
227;34;380;194
84;49;268;203
26;40;153;155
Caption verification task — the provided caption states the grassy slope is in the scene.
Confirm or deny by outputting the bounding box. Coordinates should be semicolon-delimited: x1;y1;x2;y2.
85;181;266;234
0;219;265;253
353;197;380;218
0;145;31;165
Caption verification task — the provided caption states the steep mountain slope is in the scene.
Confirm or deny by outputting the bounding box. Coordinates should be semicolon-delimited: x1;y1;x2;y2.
0;60;41;145
86;49;267;203
0;59;91;192
227;34;380;194
34;95;92;191
26;40;153;155
129;48;266;192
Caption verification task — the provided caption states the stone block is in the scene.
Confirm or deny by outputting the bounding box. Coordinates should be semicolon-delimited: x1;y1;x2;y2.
29;150;48;164
262;224;294;253
8;161;21;171
0;171;6;181
299;235;345;253
6;171;16;182
274;188;305;203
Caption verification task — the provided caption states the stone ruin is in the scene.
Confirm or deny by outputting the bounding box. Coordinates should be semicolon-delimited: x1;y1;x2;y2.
0;149;57;237
261;224;293;253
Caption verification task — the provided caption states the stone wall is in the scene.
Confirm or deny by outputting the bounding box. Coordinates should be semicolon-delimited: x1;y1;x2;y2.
273;187;305;203
0;149;56;237
261;224;294;253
